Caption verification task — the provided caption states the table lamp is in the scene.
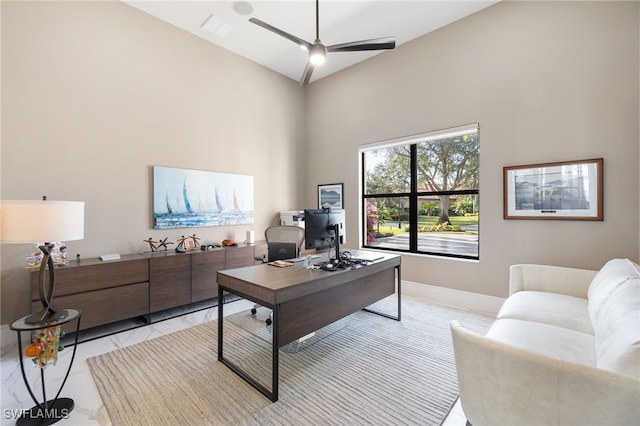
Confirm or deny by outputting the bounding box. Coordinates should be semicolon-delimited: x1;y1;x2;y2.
1;197;84;324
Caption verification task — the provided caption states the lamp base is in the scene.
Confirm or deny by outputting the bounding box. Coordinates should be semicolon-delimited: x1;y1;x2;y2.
24;309;69;325
16;398;74;426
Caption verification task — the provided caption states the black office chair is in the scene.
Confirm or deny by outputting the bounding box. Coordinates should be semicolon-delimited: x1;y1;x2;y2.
252;225;305;325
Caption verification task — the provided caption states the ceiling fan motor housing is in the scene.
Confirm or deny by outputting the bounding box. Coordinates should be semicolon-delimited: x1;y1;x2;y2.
309;43;327;65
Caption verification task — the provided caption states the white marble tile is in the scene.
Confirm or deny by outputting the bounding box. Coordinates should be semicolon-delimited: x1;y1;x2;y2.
442;399;469;426
1;298;469;425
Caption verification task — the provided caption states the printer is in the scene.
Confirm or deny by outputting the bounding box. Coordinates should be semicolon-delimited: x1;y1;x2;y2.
280;210;305;228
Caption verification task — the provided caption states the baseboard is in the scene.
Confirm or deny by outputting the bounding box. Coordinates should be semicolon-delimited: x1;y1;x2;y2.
402;280;504;317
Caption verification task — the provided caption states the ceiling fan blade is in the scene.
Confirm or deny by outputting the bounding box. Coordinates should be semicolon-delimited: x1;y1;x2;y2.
299;61;315;86
327;37;396;53
249;18;312;50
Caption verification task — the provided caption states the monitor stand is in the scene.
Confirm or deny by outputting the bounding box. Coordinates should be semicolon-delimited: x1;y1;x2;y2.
332;223;341;262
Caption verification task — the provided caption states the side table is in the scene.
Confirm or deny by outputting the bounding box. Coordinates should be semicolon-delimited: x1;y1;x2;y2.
9;309;82;426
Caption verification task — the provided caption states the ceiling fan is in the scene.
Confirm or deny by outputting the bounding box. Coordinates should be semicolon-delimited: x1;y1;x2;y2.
249;0;396;86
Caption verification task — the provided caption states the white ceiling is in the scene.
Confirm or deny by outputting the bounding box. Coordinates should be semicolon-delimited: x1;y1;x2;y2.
123;1;499;84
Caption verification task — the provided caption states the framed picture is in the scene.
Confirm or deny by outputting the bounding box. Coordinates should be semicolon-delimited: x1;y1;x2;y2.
504;158;603;220
318;183;344;209
153;166;254;229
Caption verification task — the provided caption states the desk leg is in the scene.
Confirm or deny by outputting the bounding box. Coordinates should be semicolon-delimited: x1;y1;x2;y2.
217;285;223;361
217;286;279;402
363;264;401;321
271;304;279;401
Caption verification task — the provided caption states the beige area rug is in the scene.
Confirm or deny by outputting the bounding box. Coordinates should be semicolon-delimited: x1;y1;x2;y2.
87;298;493;425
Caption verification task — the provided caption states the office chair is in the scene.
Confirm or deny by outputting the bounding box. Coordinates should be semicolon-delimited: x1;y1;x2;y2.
266;225;305;260
252;225;305;325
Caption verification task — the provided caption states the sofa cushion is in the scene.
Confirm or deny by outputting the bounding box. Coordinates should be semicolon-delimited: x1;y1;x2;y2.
496;291;593;335
486;318;597;367
588;258;640;325
592;277;640;379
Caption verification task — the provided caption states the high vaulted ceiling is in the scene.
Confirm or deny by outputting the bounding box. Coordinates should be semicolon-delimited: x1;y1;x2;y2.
123;1;499;84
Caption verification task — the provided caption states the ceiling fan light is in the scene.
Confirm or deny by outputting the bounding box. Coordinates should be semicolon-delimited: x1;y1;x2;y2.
309;53;325;65
309;44;326;65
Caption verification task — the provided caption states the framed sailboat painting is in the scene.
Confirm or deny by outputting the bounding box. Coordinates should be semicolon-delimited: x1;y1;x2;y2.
153;166;254;229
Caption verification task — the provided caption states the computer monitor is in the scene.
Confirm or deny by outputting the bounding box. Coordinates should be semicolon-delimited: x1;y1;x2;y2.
304;208;345;258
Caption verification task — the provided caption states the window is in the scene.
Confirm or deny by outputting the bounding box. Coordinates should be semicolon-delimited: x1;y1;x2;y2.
361;124;479;260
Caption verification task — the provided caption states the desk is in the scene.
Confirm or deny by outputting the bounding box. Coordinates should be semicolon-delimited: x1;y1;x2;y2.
217;251;401;402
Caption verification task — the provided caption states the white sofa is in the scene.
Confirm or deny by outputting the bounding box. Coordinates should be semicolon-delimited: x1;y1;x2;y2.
450;258;640;426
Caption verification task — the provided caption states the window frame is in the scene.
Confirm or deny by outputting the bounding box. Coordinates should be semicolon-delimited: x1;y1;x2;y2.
359;124;479;260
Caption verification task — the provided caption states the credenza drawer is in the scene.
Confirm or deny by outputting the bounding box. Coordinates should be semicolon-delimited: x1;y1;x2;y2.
191;250;225;303
149;255;191;312
32;281;149;333
31;256;148;299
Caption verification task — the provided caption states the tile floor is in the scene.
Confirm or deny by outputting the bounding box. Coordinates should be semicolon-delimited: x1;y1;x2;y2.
1;299;468;426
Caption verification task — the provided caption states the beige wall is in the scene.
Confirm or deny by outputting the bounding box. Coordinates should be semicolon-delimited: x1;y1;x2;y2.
1;1;306;323
305;1;640;297
1;1;639;324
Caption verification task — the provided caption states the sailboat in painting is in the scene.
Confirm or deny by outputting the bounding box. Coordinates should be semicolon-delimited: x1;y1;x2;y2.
233;188;240;211
215;187;224;212
183;179;194;214
153;166;254;229
165;192;174;215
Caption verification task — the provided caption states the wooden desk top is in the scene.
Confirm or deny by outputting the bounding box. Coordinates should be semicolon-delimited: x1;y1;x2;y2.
217;250;400;306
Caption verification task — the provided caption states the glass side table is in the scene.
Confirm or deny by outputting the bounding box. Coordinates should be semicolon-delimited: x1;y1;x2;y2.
9;309;82;426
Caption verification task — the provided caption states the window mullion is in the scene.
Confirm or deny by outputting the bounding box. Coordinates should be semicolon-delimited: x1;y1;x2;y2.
409;145;418;251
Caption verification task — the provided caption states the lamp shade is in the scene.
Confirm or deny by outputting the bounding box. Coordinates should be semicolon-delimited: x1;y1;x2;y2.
0;200;84;244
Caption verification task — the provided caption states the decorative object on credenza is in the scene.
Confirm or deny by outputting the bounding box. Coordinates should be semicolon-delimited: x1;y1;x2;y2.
503;158;603;220
152;166;254;229
157;237;173;251
221;239;238;247
189;234;200;248
1;197;85;324
201;243;221;251
246;230;255;245
176;235;187;249
318;183;344;209
26;242;69;268
99;253;121;261
144;237;158;252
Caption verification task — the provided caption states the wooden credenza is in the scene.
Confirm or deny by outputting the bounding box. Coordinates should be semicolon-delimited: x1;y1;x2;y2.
30;244;263;336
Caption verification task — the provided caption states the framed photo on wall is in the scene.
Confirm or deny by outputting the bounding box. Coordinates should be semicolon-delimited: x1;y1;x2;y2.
503;158;603;220
318;183;344;209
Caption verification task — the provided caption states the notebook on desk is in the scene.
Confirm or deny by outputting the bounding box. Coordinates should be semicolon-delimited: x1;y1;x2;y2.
268;242;298;262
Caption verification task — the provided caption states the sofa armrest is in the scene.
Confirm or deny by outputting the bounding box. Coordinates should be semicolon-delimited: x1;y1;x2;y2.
509;264;597;298
450;321;640;426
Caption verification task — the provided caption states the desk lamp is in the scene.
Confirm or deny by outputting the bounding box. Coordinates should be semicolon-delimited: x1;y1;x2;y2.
1;197;84;324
